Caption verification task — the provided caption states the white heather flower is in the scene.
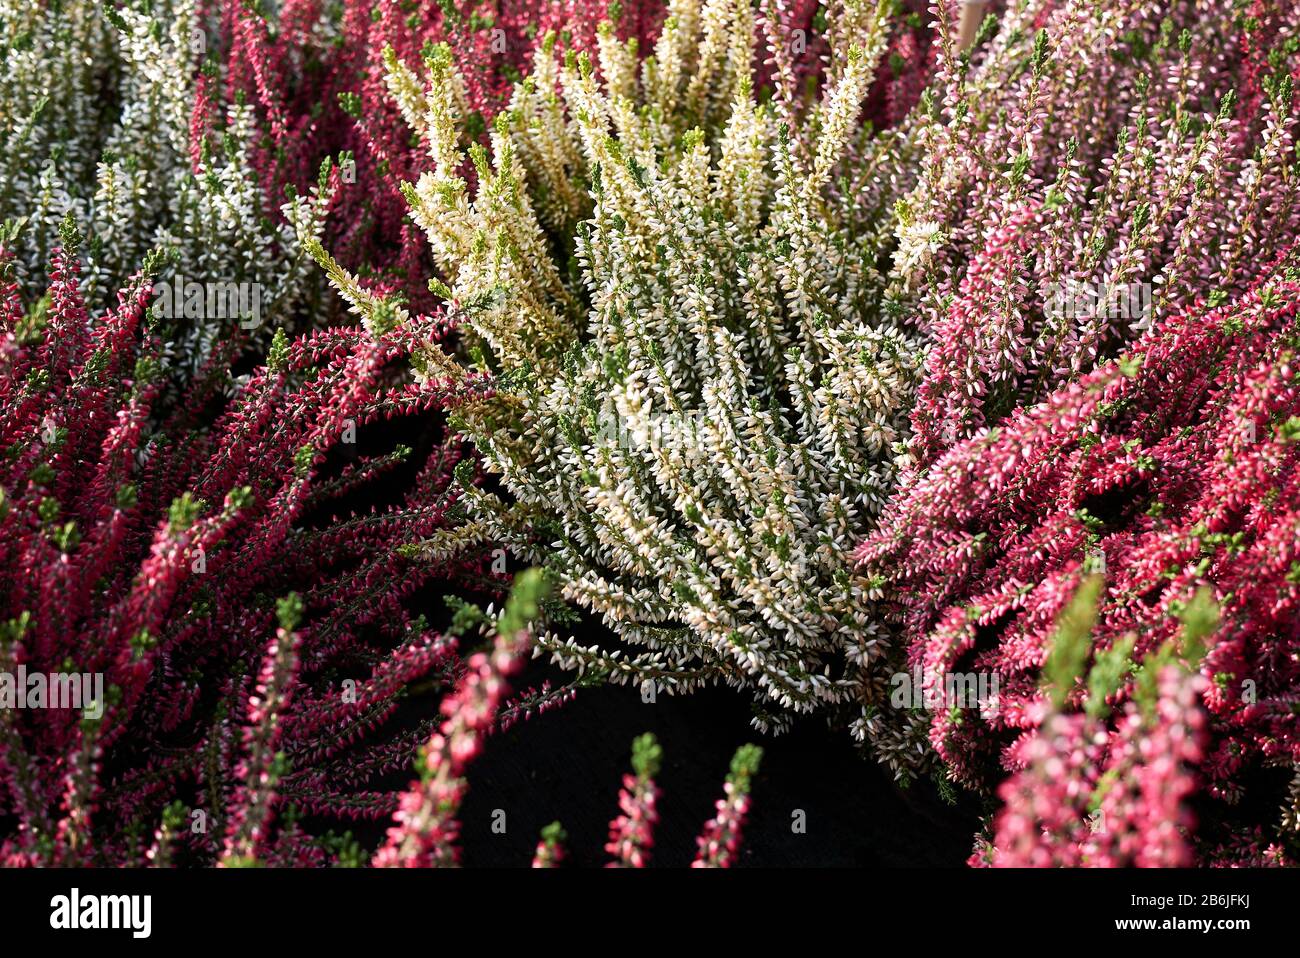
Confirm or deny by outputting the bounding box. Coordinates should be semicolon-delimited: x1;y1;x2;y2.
892;219;944;284
315;0;933;779
1;0;330;362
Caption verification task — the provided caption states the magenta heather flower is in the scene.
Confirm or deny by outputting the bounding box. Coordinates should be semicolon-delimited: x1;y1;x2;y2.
860;255;1300;864
0;221;498;866
597;735;766;868
692;743;763;868
373;568;547;867
605;732;662;868
220;596;304;866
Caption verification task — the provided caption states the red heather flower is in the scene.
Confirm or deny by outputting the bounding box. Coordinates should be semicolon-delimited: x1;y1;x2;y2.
605;732;662;868
0;224;497;866
859;256;1300;864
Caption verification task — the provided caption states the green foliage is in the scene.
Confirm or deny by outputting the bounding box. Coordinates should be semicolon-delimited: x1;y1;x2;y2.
630;732;663;782
1044;575;1103;709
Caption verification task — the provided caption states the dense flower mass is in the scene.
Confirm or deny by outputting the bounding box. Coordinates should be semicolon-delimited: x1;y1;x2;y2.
0;223;496;865
859;260;1300;864
318;0;942;743
980;662;1210;868
1;0;1298;870
892;0;1300;468
0;0;335;355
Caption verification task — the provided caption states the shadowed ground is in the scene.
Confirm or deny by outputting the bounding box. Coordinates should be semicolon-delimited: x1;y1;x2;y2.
459;662;983;867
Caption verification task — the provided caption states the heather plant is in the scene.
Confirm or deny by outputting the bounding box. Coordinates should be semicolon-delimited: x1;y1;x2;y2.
858;258;1300;864
374;570;764;868
691;740;763;866
882;0;1300;468
327;0;1300;761
604;732;663;867
0;222;500;866
972;577;1214;867
310;0;941;742
0;0;333;353
210;0;664;318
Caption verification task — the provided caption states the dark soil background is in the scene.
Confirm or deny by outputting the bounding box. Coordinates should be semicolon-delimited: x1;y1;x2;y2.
457;659;983;867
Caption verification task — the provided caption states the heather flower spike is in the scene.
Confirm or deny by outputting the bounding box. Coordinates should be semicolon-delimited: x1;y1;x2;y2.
220;596;304;867
693;743;764;867
531;821;568;868
605;733;663;868
374;569;550;867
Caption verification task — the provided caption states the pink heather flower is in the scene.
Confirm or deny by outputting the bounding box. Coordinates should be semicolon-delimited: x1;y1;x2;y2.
980;712;1102;868
604;732;662;868
862;251;1300;864
692;743;763;868
984;667;1207;868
